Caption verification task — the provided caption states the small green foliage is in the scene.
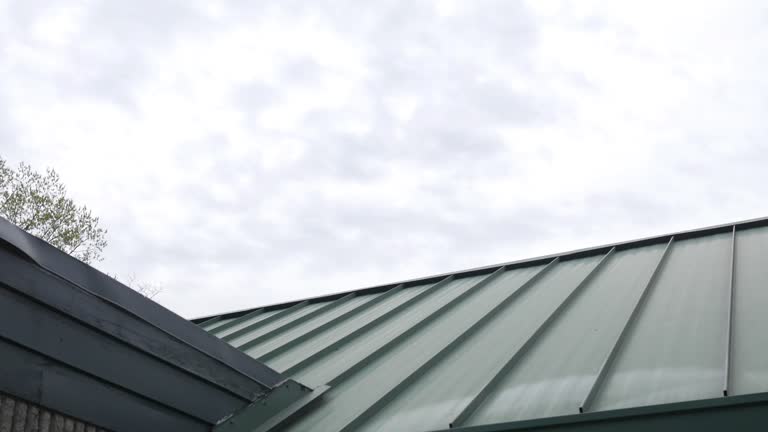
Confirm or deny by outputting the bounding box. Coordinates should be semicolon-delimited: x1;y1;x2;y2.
0;156;108;264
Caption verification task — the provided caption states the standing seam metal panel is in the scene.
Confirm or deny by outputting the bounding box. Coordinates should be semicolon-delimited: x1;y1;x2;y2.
591;233;732;411
242;295;378;358
203;222;768;432
731;227;768;395
281;268;549;431
290;277;483;388
266;282;439;373
357;256;603;431
462;243;668;426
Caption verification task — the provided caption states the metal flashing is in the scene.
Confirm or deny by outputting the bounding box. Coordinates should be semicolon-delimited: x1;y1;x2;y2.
214;381;330;432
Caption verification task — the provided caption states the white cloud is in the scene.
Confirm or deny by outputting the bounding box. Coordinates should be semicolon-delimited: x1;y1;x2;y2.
1;0;767;317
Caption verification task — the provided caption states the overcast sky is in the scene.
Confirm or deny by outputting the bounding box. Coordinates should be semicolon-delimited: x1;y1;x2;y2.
1;1;767;318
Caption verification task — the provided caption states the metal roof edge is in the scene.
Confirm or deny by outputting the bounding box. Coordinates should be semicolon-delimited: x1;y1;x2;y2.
0;216;296;390
191;214;768;323
214;381;331;432
432;391;768;432
0;216;326;430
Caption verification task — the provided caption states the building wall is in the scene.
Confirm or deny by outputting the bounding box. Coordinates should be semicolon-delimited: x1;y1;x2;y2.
0;393;107;432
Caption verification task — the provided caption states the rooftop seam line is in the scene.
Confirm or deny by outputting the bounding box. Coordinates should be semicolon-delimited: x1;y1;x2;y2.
723;225;737;397
209;309;265;337
335;260;560;432
221;301;308;343
579;236;675;413
450;249;615;428
197;316;222;329
234;294;357;352
281;275;457;377
326;267;511;389
256;285;405;363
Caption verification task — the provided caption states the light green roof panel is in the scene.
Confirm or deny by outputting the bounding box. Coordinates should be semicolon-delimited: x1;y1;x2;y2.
197;217;768;432
463;243;668;426
591;233;731;411
731;227;768;395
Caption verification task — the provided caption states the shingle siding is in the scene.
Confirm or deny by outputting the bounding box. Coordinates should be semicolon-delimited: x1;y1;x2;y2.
0;393;108;432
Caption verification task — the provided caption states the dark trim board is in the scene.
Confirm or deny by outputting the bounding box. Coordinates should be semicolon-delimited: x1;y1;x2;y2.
0;216;323;432
0;245;264;402
0;282;242;424
0;337;209;432
0;217;284;390
192;215;768;324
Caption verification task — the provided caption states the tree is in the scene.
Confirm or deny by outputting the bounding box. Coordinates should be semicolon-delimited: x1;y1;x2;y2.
0;157;162;298
0;157;108;264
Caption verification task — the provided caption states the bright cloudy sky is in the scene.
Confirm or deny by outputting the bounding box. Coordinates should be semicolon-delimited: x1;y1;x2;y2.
1;1;767;318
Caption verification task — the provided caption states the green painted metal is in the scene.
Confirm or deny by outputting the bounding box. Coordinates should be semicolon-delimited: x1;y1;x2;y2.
213;380;328;432
255;285;405;362
198;315;223;329
200;220;768;432
591;234;731;412
208;310;264;336
730;227;768;396
339;261;561;432
236;294;358;352
325;270;509;389
450;249;615;428
221;302;310;343
460;243;667;426
579;237;675;414
279;277;453;377
723;225;736;396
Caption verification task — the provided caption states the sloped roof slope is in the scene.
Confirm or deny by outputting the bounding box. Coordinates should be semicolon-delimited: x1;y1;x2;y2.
197;217;768;431
0;216;319;432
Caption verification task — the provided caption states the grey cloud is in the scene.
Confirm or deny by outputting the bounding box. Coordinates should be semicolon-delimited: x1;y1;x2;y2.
129;0;566;301
6;1;768;319
222;0;556;190
234;82;280;118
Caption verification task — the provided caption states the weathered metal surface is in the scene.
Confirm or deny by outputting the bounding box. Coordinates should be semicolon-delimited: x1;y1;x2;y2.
200;219;768;431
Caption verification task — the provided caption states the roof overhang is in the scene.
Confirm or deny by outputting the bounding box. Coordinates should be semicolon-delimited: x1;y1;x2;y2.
0;217;327;431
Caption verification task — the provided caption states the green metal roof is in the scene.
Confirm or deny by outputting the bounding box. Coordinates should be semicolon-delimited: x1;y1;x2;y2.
198;218;768;431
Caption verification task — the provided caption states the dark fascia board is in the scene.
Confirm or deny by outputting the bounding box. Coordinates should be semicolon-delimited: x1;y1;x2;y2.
433;392;768;432
0;216;327;429
0;216;286;391
0;282;243;424
192;215;768;323
0;337;210;432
